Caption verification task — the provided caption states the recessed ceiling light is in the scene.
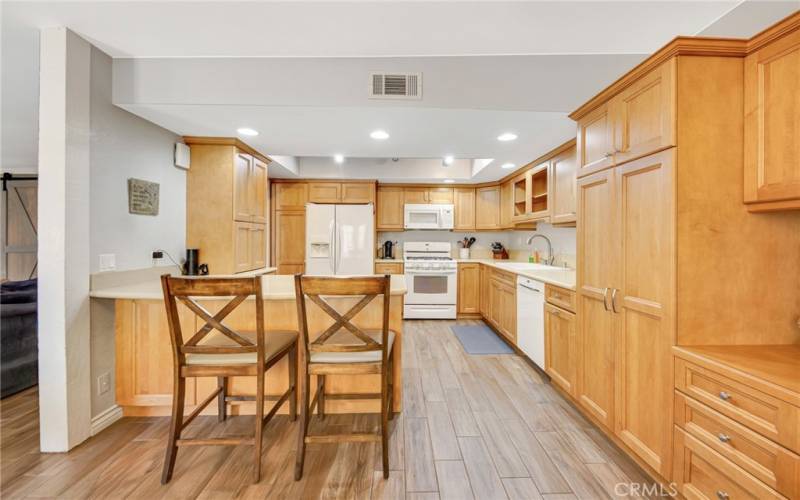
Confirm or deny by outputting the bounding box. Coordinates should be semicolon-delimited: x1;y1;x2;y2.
501;163;516;169
443;179;455;184
443;155;454;166
237;127;259;137
333;154;345;164
497;132;517;142
370;130;389;140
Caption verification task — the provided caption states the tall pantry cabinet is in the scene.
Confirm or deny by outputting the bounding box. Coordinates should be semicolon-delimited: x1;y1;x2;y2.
185;138;270;274
571;24;800;484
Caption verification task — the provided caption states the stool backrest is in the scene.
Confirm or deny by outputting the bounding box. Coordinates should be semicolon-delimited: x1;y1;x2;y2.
161;275;264;364
293;275;391;362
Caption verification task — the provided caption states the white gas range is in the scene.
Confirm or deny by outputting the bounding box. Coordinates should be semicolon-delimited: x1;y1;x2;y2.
403;242;458;319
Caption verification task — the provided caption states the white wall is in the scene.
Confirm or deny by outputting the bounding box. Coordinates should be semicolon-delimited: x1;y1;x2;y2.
90;47;186;273
379;223;576;266
294;157;473;182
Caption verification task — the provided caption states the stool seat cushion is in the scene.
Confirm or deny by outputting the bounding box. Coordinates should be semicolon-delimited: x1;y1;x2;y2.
310;329;395;364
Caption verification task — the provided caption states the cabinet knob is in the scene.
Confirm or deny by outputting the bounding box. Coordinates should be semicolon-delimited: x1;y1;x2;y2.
716;491;729;500
719;391;731;401
718;433;731;443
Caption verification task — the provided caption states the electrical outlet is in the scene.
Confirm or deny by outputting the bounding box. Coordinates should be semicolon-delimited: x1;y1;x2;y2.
99;253;116;272
152;250;163;260
97;372;111;395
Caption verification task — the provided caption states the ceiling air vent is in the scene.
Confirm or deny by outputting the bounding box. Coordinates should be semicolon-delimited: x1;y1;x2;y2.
369;72;422;100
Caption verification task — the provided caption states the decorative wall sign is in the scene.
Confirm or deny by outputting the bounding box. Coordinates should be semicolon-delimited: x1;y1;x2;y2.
127;178;160;216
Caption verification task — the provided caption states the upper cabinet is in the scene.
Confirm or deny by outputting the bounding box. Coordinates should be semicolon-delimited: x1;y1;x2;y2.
377;186;404;231
233;153;269;223
744;27;800;212
307;181;376;204
454;188;476;230
577;60;676;179
475;186;501;230
274;182;309;211
403;187;453;204
551;145;577;225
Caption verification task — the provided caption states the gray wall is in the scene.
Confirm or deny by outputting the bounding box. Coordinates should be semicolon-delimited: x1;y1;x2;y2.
90;47;185;274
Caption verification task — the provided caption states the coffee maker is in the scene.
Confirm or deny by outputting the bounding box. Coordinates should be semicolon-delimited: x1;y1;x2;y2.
383;241;395;260
182;248;209;276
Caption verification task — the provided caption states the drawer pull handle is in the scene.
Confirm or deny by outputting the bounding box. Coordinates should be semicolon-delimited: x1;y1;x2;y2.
719;391;731;401
718;433;731;443
716;491;729;500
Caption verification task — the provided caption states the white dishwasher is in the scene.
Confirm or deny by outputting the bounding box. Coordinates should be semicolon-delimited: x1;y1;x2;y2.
516;276;545;369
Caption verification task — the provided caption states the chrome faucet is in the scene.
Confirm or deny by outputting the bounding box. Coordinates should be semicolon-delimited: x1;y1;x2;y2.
526;234;555;265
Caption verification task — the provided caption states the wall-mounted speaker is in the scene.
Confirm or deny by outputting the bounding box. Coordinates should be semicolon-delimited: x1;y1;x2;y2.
174;143;190;170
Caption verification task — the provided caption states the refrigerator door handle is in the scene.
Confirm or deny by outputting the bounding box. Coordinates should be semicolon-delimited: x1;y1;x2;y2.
328;221;336;273
336;222;343;273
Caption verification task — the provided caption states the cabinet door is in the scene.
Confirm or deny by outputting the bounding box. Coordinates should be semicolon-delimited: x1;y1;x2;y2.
377;186;404;230
614;150;675;476
428;187;454;204
251;157;268;224
454;188;476;230
544;303;576;396
475;186;501;230
612;59;676;166
274;183;308;211
375;262;403;275
577;102;614;178
341;182;375;203
551;145;577;225
499;283;516;343
250;224;267;270
744;28;800;210
233;153;253;222
403;188;428;204
234;221;253;273
479;265;489;317
500;181;514;228
274;211;305;274
576;168;617;429
457;263;480;314
489;278;502;329
308;182;341;203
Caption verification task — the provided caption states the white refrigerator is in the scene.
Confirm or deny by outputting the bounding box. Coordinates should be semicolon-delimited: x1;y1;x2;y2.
305;203;375;275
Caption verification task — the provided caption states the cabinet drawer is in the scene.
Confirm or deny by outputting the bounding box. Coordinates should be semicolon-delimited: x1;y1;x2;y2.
675;392;800;498
675;358;800;454
545;284;575;312
673;427;786;500
488;266;516;287
375;262;403;275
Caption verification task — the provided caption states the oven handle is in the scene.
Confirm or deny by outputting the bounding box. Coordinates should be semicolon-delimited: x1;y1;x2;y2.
406;270;457;275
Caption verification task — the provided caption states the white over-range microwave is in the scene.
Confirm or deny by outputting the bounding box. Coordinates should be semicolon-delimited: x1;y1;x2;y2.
404;204;454;230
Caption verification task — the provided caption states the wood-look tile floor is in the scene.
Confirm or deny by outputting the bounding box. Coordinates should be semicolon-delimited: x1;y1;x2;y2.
1;320;658;499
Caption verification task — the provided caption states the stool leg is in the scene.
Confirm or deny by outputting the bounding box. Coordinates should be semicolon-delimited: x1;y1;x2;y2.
317;374;326;420
217;376;228;422
294;373;310;480
253;371;265;483
380;366;390;478
288;345;298;421
161;376;185;484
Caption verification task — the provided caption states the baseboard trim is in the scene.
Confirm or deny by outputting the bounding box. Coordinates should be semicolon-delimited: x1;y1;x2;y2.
91;404;123;436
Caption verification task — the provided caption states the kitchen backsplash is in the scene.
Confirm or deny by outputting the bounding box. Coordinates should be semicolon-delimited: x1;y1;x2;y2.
378;223;576;268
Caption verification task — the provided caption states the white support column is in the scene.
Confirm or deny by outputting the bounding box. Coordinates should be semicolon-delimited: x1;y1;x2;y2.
37;27;92;452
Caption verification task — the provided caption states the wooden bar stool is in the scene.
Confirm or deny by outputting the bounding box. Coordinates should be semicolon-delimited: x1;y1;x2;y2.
160;275;298;484
293;274;396;480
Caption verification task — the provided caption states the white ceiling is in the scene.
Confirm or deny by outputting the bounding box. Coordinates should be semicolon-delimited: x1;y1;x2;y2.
3;0;799;181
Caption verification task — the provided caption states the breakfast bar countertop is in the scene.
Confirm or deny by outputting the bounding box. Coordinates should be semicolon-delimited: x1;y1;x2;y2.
90;273;408;301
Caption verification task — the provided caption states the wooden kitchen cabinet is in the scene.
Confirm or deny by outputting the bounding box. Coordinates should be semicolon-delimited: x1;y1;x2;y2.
550;145;577;225
744;27;800;212
479;264;489;317
428;187;454;204
377;186;404;230
375;262;403;275
274;210;305;275
475;186;501;230
185;138;270;275
308;182;342;203
403;188;429;204
274;182;308;211
454;188;476;230
487;268;516;343
499;180;514;228
544;303;576;396
576;101;615;178
528;163;550;221
576;167;617;430
341;182;376;203
457;263;480;315
611;58;676;166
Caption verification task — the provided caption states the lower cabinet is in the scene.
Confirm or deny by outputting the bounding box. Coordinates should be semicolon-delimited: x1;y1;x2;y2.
457;263;480;314
487;270;516;343
375;262;403;275
479;264;489;317
274;210;305;274
544;303;576;396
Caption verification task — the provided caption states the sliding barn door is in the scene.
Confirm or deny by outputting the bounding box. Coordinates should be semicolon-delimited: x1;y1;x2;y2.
3;180;38;281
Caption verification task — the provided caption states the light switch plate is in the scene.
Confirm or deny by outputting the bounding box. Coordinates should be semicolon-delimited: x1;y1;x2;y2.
97;372;110;395
99;254;116;272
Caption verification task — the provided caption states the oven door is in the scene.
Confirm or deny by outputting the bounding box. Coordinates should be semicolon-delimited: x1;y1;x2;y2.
404;205;442;229
405;269;457;305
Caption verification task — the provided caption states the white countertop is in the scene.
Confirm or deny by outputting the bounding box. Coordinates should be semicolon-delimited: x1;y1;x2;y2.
90;273;408;300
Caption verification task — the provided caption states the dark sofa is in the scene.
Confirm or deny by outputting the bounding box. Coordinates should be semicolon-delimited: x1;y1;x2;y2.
1;279;38;398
